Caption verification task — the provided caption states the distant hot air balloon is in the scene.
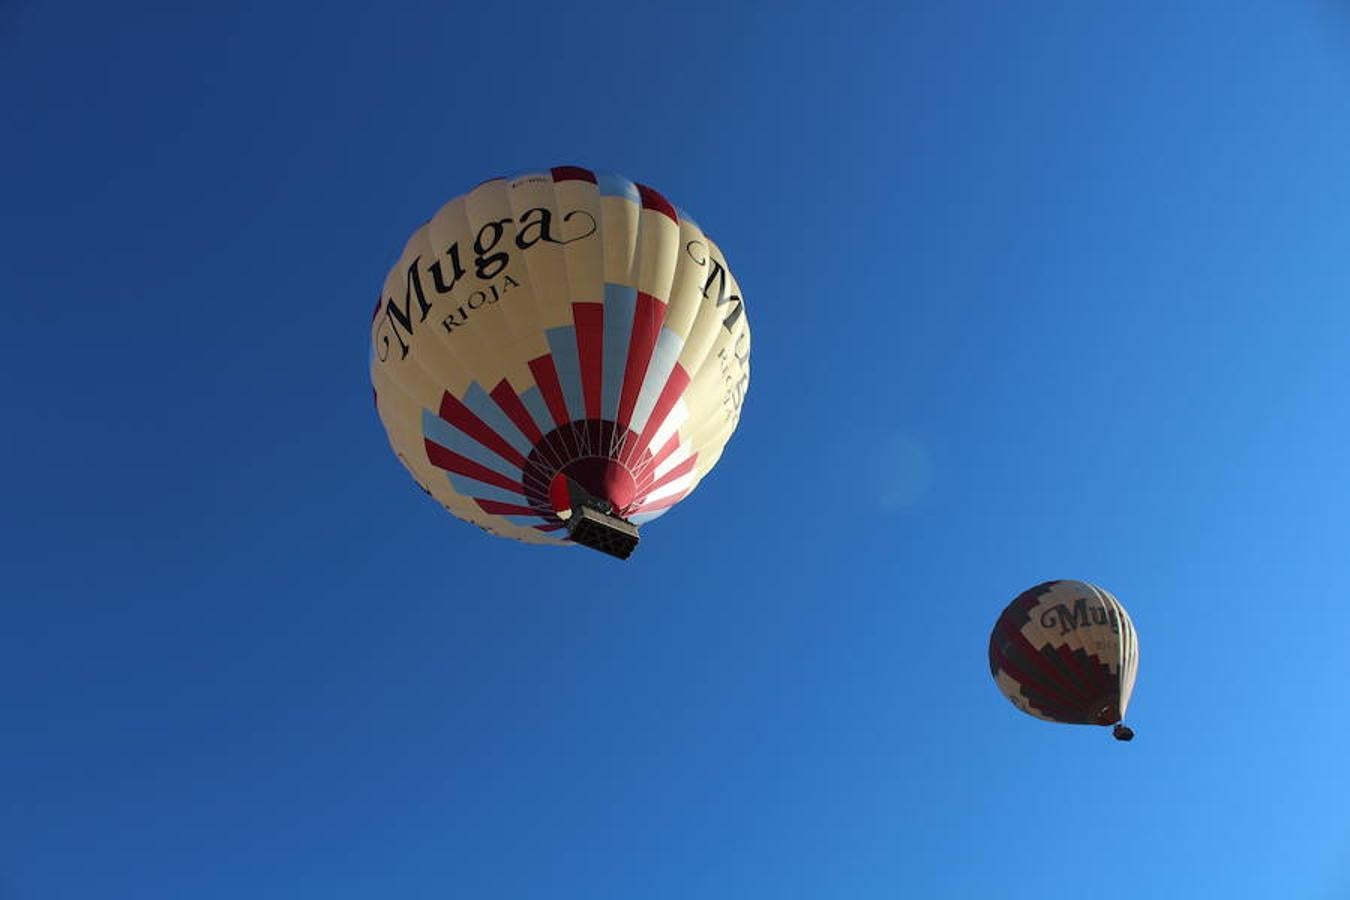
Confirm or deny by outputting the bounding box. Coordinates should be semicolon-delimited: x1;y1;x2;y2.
988;580;1140;741
369;167;750;558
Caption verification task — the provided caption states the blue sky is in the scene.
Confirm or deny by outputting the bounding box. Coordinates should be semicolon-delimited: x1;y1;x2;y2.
4;3;1349;898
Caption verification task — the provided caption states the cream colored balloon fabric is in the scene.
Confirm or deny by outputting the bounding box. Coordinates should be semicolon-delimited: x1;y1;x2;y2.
988;580;1139;726
370;167;750;544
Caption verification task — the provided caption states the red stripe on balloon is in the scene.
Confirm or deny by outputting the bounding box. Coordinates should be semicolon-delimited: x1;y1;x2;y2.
1046;643;1102;707
424;439;526;495
490;379;543;445
643;455;698;495
616;293;666;431
990;643;1086;723
1051;643;1095;697
437;391;528;470
573;302;604;420
1057;644;1115;703
630;365;691;463
1003;675;1084;724
992;627;1080;714
1014;583;1060;616
529;355;572;428
634;433;681;486
631;489;688;515
551;166;597;184
637;184;678;223
997;619;1092;705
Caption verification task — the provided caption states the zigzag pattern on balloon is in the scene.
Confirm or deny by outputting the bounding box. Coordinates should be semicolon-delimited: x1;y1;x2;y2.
988;580;1139;727
420;288;701;542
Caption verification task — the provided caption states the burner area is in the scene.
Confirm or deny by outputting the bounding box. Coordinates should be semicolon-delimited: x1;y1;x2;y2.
520;419;654;518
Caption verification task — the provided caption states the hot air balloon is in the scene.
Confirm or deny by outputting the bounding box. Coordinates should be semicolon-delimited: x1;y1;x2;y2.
988;580;1140;741
369;167;750;559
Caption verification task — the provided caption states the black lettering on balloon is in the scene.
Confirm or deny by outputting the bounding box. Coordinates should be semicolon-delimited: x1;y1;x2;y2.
688;239;744;332
441;306;467;333
379;257;431;360
374;207;598;355
558;210;597;244
732;371;749;410
428;243;467;294
515;207;556;249
701;256;744;331
687;241;745;330
1040;598;1091;636
474;218;512;279
733;328;750;364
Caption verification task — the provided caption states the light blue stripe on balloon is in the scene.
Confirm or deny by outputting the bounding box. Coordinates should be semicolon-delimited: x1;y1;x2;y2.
463;382;532;457
421;409;518;481
675;208;697;229
546;326;585;421
519;385;554;436
447;474;528;506
628;327;683;435
631;508;671;526
598;173;639;203
602;284;637;421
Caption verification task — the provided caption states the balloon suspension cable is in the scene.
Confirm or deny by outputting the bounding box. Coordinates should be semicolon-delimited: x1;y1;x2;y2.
1112;723;1135;742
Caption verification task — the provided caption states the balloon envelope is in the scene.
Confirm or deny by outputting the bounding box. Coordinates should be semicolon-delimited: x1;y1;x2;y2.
370;167;750;550
988;580;1139;728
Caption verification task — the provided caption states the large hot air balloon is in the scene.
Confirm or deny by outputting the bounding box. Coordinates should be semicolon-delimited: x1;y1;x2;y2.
988;580;1140;741
369;167;750;559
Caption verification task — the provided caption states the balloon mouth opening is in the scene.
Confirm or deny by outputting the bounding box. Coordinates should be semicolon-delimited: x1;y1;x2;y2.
548;459;637;516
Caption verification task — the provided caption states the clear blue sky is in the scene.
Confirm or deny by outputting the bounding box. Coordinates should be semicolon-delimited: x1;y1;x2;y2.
4;3;1349;898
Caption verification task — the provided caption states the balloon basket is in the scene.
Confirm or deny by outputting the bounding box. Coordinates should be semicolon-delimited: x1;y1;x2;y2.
565;506;640;559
